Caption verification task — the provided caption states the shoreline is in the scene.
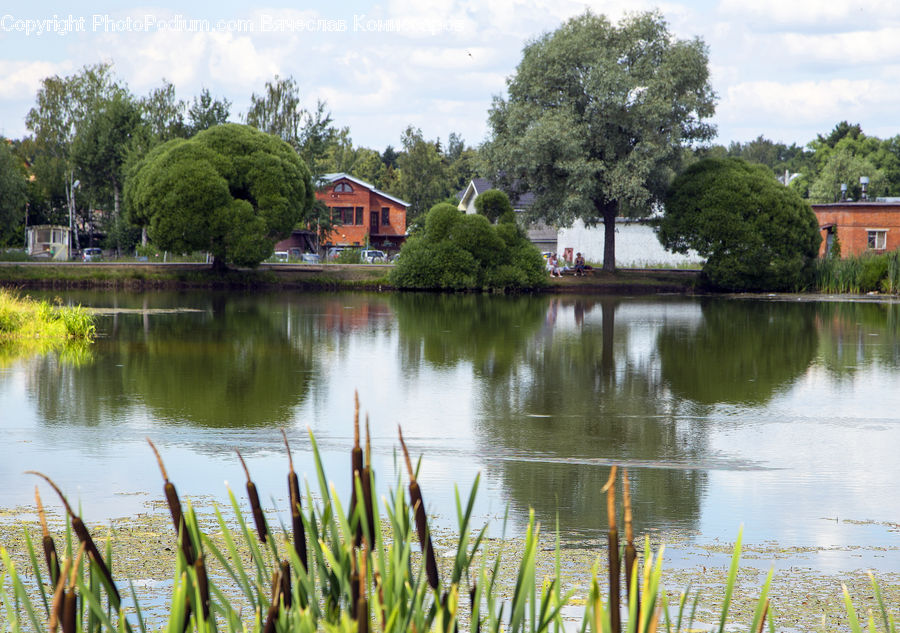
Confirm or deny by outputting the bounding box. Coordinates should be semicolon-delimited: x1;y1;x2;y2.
0;262;702;294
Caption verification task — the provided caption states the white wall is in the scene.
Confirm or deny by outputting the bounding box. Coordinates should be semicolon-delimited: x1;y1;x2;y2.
556;219;703;267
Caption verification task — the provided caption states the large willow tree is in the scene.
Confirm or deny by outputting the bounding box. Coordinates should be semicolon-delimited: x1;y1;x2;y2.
124;124;314;269
485;11;716;271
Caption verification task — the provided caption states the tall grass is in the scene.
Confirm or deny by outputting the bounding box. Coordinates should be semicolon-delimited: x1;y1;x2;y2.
815;249;900;294
1;404;791;633
0;289;96;341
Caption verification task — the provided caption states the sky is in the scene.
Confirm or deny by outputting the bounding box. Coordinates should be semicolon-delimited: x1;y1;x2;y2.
1;0;899;152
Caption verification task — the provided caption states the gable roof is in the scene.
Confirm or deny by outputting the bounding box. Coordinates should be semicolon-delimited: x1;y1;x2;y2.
458;177;535;209
320;172;410;208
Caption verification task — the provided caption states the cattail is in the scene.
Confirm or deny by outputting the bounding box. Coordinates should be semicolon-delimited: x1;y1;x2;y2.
356;546;369;633
756;599;770;633
279;559;292;609
349;552;360;619
48;556;71;633
399;426;439;591
623;469;639;617
602;466;620;633
350;392;364;547
147;438;195;565
28;472;121;608
62;544;86;633
263;567;283;633
282;428;307;570
36;486;60;586
470;583;480;633
236;450;268;543
194;555;211;620
362;415;376;547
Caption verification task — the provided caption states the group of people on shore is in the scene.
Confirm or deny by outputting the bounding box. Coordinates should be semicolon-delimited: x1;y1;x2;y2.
546;252;586;277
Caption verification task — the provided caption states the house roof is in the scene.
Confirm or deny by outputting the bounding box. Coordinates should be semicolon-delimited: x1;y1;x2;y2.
458;177;535;209
320;172;410;208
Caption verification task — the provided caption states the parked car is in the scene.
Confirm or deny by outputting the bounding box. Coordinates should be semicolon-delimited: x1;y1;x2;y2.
301;252;321;264
360;249;387;263
273;251;289;263
326;247;346;260
82;247;103;262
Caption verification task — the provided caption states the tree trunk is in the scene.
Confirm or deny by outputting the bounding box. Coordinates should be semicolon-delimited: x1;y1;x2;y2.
600;199;618;273
113;184;121;257
211;255;228;273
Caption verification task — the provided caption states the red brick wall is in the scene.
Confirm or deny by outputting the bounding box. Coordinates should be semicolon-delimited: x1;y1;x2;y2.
812;203;900;257
317;178;406;247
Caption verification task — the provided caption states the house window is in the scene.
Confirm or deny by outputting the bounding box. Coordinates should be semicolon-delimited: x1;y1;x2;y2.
335;207;353;225
334;182;353;193
355;207;364;225
381;207;390;225
867;230;887;250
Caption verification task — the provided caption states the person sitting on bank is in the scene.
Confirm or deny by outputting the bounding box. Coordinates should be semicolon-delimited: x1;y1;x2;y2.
574;252;585;276
547;254;562;277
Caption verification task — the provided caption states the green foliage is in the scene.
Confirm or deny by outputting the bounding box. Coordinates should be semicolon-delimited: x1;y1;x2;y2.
396;126;449;220
187;88;231;135
333;248;361;264
485;10;716;271
124;123;314;269
391;203;545;290
815;250;900;294
474;189;513;223
0;140;28;247
659;157;821;291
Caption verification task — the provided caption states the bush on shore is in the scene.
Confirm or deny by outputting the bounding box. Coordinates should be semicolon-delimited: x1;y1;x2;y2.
390;203;546;291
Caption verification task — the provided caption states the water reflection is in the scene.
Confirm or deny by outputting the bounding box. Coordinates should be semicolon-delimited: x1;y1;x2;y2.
7;291;900;565
657;299;818;405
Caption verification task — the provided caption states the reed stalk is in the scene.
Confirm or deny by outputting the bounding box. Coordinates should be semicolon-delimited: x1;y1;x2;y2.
623;469;639;618
281;428;307;570
399;425;440;591
35;486;60;588
603;466;620;633
236;450;268;543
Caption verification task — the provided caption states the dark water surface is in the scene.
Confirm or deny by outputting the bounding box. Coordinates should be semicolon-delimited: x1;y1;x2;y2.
2;291;899;572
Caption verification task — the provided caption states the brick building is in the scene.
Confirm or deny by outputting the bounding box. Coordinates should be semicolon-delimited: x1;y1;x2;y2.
811;202;900;257
319;173;408;252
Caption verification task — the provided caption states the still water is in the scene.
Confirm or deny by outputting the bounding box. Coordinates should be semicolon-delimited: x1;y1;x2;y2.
2;291;899;572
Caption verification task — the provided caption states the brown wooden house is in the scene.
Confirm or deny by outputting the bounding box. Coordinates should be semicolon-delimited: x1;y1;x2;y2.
318;173;408;252
812;202;900;257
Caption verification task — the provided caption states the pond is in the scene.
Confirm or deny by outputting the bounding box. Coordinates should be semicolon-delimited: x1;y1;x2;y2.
2;290;899;574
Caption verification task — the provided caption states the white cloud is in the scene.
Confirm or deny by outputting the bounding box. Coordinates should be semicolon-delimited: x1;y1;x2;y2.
779;28;900;66
0;60;66;99
717;0;900;31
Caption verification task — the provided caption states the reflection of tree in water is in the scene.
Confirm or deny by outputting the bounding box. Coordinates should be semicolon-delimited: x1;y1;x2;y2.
392;293;547;379
30;294;317;428
813;301;900;377
658;299;818;405
474;297;709;538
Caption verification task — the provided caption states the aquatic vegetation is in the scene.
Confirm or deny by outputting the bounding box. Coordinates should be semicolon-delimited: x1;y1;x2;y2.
0;399;814;633
815;249;900;294
0;289;96;342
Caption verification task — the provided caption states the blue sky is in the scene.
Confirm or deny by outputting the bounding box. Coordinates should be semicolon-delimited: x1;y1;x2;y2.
2;0;899;151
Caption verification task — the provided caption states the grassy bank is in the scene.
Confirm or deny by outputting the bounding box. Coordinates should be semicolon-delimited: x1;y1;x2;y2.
0;262;700;294
0;289;95;341
815;249;900;294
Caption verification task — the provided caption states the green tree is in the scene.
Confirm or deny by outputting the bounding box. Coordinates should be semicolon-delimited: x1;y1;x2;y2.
72;91;145;252
485;10;716;272
124;124;314;270
140;80;187;141
390;202;545;290
0;140;28;246
396;126;448;220
245;75;304;149
187;88;231;135
808;148;885;203
658;157;821;291
474;189;513;223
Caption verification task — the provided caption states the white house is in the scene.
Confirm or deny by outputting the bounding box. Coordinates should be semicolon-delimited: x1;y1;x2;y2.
457;178;557;252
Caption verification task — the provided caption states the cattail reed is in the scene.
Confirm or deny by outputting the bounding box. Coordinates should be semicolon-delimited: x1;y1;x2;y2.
28;471;121;607
195;555;211;619
356;546;369;633
350;392;364;547
49;556;71;633
236;450;268;543
362;415;376;547
349;552;360;619
279;559;292;609
282;428;307;570
603;466;620;633
263;567;284;633
36;485;60;586
470;583;480;633
62;544;85;633
623;469;639;617
399;426;439;591
147;438;195;565
756;599;770;633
